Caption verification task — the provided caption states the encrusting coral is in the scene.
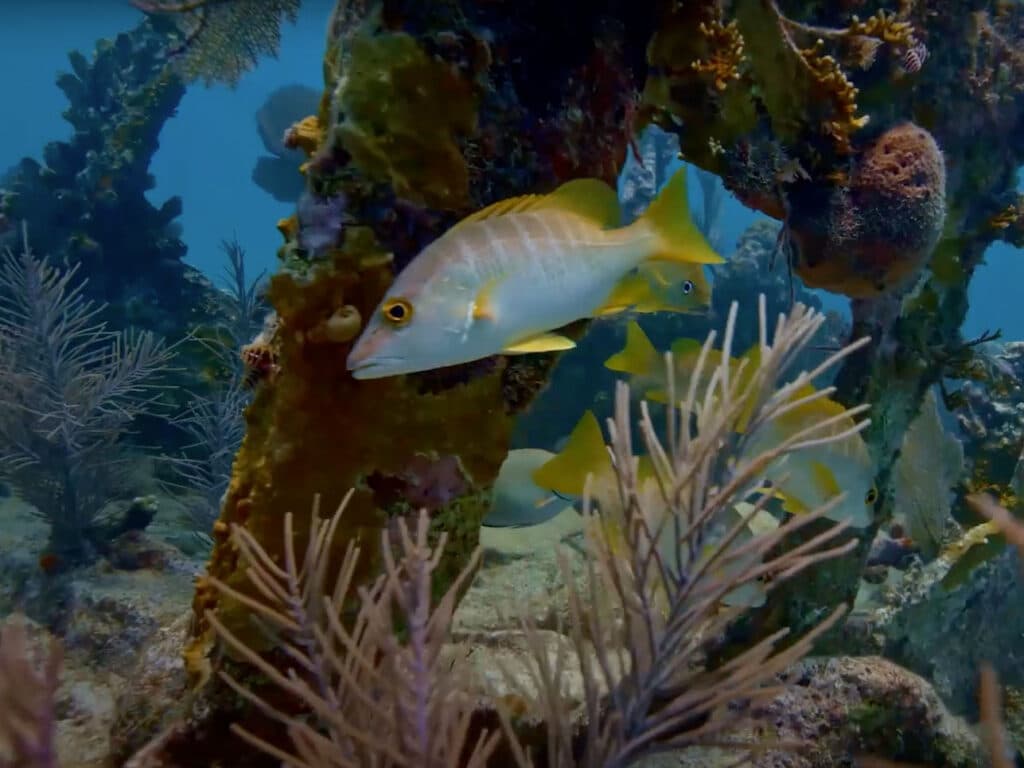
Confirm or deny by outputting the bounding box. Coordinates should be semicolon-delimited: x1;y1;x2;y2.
332;31;480;210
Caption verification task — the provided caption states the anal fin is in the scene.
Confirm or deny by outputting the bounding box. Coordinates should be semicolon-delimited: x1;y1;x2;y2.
503;332;576;354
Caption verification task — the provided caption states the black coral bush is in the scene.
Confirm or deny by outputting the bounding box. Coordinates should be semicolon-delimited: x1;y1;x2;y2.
0;225;174;565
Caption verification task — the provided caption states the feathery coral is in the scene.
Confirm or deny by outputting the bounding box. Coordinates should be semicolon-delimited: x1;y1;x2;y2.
506;295;868;765
0;226;175;564
205;494;500;768
132;0;300;86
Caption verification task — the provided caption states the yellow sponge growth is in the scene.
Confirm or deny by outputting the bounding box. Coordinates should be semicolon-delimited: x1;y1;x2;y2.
334;32;478;211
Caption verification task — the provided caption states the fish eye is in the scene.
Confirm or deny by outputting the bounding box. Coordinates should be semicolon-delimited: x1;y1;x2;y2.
865;487;878;504
382;298;413;326
682;280;694;294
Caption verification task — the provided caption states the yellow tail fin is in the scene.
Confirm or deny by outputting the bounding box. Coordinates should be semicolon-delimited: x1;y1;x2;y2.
531;411;611;497
638;166;725;265
605;321;659;377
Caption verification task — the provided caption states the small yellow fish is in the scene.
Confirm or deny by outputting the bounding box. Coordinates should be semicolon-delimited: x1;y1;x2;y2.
530;410;663;562
347;167;723;378
604;320;725;403
745;384;877;528
604;326;876;527
598;261;712;317
531;411;778;609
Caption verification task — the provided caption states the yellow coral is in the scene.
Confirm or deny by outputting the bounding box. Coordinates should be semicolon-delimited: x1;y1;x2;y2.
732;0;869;154
283;115;323;157
276;215;298;241
989;198;1022;230
640;3;758;169
691;20;745;91
799;39;870;151
849;10;917;48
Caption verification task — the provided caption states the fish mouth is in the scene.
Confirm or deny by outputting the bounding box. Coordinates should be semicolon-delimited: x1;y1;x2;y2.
348;356;406;379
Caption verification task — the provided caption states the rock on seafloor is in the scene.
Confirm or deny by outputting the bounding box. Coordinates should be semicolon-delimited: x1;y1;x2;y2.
846;541;1024;717
0;496;199;768
649;657;983;768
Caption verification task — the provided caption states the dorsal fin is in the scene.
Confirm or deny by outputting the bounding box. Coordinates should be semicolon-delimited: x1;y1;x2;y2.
451;194;544;232
532;178;621;227
451;178;621;234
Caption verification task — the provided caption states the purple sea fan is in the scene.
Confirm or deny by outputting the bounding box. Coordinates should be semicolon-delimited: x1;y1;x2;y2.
297;190;346;257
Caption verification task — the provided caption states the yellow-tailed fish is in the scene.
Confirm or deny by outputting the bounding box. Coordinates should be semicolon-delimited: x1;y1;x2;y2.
604;320;725;403
347;166;723;378
697;502;780;609
741;378;877;528
597;261;712;317
605;328;876;527
531;411;778;610
482;448;572;528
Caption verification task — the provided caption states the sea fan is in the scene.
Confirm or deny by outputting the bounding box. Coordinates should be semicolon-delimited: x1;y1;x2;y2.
892;387;964;558
0;225;174;563
133;0;301;87
163;370;248;532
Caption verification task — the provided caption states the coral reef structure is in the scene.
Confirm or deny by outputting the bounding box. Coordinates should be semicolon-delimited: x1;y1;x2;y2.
185;1;654;722
0;20;218;344
629;0;1024;649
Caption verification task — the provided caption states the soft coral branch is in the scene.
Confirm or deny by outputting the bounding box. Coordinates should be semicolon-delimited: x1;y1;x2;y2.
0;616;61;768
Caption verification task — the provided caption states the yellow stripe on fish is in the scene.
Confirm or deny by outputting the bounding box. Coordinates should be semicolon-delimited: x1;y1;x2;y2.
346;166;723;379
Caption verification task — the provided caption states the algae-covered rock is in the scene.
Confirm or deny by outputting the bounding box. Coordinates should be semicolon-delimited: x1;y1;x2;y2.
663;657;983;768
845;534;1024;717
333;31;479;210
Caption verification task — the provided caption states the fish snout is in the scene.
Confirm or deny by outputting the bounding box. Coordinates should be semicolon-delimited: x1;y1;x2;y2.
346;325;402;379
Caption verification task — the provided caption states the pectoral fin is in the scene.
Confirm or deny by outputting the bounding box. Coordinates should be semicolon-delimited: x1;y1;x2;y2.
472;276;501;321
503;332;576;354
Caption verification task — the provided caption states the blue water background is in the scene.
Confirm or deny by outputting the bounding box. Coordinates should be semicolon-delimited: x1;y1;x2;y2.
0;1;1018;339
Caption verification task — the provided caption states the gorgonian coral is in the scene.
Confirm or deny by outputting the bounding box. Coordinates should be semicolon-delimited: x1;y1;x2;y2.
132;0;300;86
